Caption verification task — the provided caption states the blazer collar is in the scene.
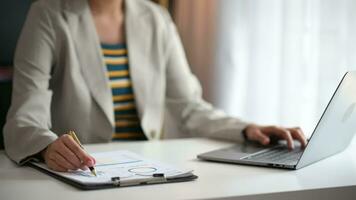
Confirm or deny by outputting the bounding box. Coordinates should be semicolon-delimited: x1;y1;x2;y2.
63;0;153;130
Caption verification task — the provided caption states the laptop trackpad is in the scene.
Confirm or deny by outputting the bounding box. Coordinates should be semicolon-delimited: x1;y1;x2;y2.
199;142;269;160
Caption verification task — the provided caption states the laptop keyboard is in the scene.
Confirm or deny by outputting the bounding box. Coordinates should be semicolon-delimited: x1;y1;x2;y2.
242;146;303;165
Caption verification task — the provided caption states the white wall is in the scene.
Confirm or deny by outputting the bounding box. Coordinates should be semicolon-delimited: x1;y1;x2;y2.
213;0;356;136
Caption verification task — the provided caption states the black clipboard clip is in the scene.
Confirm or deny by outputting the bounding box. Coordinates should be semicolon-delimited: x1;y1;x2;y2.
111;177;121;186
148;173;166;184
111;173;167;187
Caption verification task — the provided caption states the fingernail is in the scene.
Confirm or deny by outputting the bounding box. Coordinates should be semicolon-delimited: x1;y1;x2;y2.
88;160;94;166
263;138;270;145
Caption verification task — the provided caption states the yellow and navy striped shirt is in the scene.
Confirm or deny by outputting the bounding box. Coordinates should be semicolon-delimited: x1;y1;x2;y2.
101;43;146;141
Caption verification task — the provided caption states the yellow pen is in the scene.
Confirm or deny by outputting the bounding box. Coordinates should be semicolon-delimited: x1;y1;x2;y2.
68;131;97;176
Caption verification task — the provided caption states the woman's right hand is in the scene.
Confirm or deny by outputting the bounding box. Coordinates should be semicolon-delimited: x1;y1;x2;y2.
41;134;96;172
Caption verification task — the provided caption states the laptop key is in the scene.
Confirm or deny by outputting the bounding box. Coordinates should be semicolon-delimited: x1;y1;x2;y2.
242;146;303;165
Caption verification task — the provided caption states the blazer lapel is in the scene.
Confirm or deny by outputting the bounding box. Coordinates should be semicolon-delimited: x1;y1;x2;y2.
125;1;149;120
63;0;114;127
125;0;163;138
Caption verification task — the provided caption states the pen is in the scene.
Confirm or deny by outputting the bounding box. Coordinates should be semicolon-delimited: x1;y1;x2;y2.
68;131;97;176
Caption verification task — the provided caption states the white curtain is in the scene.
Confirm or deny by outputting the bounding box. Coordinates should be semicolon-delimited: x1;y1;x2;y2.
213;0;356;136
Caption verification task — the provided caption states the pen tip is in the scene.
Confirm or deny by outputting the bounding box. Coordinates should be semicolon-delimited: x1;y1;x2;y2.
91;169;97;176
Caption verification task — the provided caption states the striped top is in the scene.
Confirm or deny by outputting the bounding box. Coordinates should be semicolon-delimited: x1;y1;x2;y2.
101;43;146;141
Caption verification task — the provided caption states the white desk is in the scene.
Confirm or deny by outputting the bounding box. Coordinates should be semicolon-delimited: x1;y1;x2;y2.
1;138;356;200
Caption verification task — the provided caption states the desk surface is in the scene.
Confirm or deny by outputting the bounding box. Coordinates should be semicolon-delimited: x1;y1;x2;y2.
1;138;356;200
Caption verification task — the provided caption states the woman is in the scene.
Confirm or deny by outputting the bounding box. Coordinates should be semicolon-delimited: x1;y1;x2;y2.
3;0;306;171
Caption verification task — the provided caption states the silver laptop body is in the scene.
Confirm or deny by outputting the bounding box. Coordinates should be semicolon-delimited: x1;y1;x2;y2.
198;71;356;170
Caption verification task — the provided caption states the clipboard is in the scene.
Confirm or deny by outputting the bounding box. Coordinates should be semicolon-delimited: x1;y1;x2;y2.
29;150;198;190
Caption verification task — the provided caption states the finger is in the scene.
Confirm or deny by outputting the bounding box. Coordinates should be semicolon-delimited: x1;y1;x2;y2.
52;151;77;170
80;164;89;171
247;129;270;145
52;158;72;172
289;128;307;148
47;158;67;172
47;150;75;171
263;126;294;150
56;140;82;168
61;135;94;167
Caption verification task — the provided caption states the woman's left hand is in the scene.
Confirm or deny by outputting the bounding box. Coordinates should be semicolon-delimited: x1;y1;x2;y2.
243;124;307;150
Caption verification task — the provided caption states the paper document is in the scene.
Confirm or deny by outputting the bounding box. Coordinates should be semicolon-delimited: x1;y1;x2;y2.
31;150;193;186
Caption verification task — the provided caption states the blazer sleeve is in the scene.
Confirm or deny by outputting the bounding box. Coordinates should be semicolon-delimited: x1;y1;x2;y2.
161;10;250;142
3;2;58;164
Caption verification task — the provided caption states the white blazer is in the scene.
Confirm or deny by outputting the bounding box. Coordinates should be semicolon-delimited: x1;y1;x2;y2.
3;0;249;164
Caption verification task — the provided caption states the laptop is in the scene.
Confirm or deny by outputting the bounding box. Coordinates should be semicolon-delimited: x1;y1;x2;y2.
198;71;356;170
